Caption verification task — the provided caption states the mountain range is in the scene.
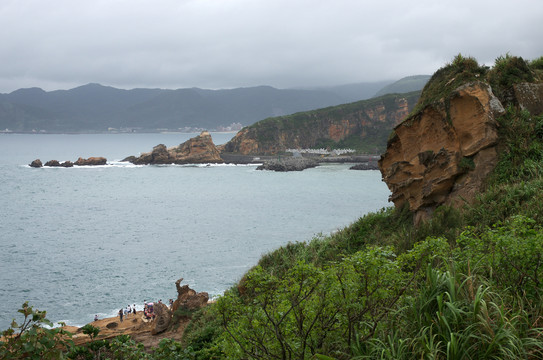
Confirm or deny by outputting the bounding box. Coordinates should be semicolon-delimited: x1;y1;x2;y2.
0;76;429;133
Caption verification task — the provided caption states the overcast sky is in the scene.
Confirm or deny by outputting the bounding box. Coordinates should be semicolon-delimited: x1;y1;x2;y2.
1;0;542;93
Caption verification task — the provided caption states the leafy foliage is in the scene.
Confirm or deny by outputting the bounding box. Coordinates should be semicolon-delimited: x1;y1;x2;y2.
0;302;73;359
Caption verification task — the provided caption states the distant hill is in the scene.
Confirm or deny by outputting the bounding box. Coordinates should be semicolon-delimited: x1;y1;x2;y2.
297;81;394;103
221;90;421;155
0;81;397;133
373;75;430;97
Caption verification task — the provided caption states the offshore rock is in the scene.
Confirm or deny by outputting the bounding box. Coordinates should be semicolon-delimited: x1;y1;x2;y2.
379;81;505;224
129;131;223;165
256;157;318;171
350;162;379;170
29;159;43;168
74;157;107;166
44;160;61;167
43;160;74;167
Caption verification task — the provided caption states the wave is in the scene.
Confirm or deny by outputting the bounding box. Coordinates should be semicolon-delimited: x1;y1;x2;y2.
24;162;261;169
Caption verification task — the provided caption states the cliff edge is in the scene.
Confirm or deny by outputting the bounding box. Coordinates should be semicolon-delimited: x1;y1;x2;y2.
379;55;543;223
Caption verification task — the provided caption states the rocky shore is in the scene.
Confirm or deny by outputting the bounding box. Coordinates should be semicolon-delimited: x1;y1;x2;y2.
61;278;209;351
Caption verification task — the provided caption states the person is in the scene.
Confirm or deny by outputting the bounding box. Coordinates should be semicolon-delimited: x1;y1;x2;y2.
94;314;98;322
133;304;136;315
119;308;123;322
168;299;173;309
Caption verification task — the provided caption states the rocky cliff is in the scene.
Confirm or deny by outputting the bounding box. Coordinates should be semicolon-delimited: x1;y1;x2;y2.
220;92;420;155
379;55;543;223
127;131;223;165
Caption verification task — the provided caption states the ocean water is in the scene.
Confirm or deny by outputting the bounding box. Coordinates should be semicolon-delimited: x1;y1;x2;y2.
0;133;391;329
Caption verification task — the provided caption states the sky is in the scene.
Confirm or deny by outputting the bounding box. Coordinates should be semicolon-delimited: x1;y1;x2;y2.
1;0;542;93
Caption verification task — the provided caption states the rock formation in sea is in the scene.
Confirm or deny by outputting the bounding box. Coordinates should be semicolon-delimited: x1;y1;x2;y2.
256;157;318;172
29;159;43;168
349;162;379;170
379;58;543;224
127;131;223;165
74;157;107;166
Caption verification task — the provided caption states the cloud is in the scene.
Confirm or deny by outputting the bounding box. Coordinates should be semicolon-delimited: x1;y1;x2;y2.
1;0;542;93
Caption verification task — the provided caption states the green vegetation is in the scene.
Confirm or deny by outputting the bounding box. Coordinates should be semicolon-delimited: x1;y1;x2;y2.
240;91;421;154
3;54;543;359
412;54;488;116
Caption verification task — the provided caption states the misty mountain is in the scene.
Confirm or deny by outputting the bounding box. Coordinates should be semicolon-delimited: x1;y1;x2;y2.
0;79;427;133
373;75;431;97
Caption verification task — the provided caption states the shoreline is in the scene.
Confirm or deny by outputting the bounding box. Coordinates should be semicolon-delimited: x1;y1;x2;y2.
61;310;189;350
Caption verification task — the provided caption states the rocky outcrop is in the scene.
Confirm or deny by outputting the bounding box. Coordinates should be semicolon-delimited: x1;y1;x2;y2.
256;157;318;171
29;159;43;168
513;83;543;115
150;302;172;335
172;278;209;313
220;92;420;155
74;157;107;166
44;160;61;167
379;81;506;223
350;162;379;170
128;131;223;165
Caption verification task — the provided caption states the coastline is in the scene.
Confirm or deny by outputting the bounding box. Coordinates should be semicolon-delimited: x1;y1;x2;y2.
62;310;189;350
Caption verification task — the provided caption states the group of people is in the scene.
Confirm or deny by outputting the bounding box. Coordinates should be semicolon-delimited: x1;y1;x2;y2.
118;304;137;322
110;299;175;323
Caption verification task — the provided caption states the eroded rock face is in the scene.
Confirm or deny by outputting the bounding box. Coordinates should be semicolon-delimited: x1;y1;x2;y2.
379;82;505;223
220;93;419;155
129;131;223;165
172;278;209;313
151;302;172;335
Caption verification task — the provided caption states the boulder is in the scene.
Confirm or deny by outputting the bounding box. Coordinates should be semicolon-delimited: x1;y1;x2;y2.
60;161;74;168
513;83;543;115
128;131;224;165
74;157;107;166
29;159;43;168
151;302;172;335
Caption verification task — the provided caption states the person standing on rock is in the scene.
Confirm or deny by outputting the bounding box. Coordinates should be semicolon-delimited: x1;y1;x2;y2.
119;308;123;322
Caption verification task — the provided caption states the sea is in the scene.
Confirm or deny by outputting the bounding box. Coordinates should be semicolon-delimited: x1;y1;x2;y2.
0;132;391;330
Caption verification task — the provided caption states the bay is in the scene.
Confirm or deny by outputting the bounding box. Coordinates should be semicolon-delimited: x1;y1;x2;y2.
0;133;391;329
